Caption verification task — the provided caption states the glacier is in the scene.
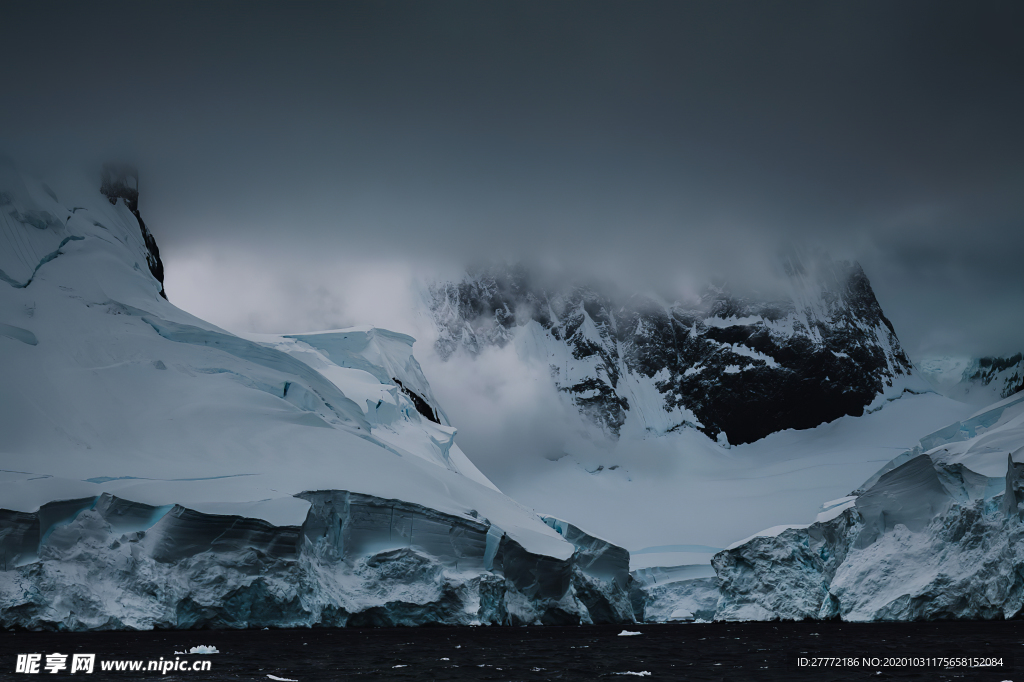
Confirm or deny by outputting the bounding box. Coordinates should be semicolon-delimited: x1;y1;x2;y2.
629;564;719;623
713;392;1024;621
0;162;632;629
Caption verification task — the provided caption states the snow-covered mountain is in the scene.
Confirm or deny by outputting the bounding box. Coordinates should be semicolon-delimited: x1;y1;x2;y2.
918;353;1024;405
429;257;918;446
421;259;975;588
712;391;1024;621
0;161;632;629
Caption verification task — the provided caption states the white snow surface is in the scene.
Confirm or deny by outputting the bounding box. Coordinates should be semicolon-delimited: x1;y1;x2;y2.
492;386;970;559
917;355;975;391
725;525;811;551
0;166;569;562
728;395;1024;553
923;393;1024;476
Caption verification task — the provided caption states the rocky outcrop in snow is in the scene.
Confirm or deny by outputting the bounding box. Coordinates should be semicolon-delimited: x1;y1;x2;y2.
99;163;165;300
967;354;1024;402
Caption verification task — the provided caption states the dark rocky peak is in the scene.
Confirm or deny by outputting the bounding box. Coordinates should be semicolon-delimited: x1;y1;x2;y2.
100;163;166;300
429;256;916;444
100;163;140;213
970;354;1024;399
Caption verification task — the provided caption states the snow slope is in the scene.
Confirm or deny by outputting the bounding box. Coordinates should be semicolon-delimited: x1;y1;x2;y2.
490;389;971;556
0;163;631;629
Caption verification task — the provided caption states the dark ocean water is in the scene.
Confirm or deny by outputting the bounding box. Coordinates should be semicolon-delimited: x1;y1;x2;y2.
1;621;1021;681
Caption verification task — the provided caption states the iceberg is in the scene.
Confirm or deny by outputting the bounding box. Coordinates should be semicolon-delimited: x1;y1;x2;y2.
0;163;631;629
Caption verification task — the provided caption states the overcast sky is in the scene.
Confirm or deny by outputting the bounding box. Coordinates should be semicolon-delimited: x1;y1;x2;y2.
3;1;1023;358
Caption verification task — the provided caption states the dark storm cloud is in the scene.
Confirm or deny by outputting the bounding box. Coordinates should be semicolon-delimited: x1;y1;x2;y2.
2;0;1022;355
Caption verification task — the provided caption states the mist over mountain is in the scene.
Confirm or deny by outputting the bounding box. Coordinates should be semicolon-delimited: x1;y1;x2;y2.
919;353;1024;405
427;254;918;446
3;1;1023;361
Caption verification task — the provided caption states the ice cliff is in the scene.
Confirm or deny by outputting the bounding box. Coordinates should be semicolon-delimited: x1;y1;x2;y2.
629;564;719;623
0;490;632;629
0;161;632;629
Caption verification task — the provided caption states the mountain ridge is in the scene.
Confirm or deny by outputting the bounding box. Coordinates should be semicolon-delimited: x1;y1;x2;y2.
428;256;919;445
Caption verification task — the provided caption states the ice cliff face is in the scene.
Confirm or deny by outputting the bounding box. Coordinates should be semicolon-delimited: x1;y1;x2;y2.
713;392;1024;621
428;257;916;444
0;491;632;629
540;516;634;623
629;564;719;623
0;163;632;629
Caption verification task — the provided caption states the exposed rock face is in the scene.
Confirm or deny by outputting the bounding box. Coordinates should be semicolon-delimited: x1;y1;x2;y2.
428;256;915;444
0;492;633;630
967;354;1024;401
100;163;166;299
